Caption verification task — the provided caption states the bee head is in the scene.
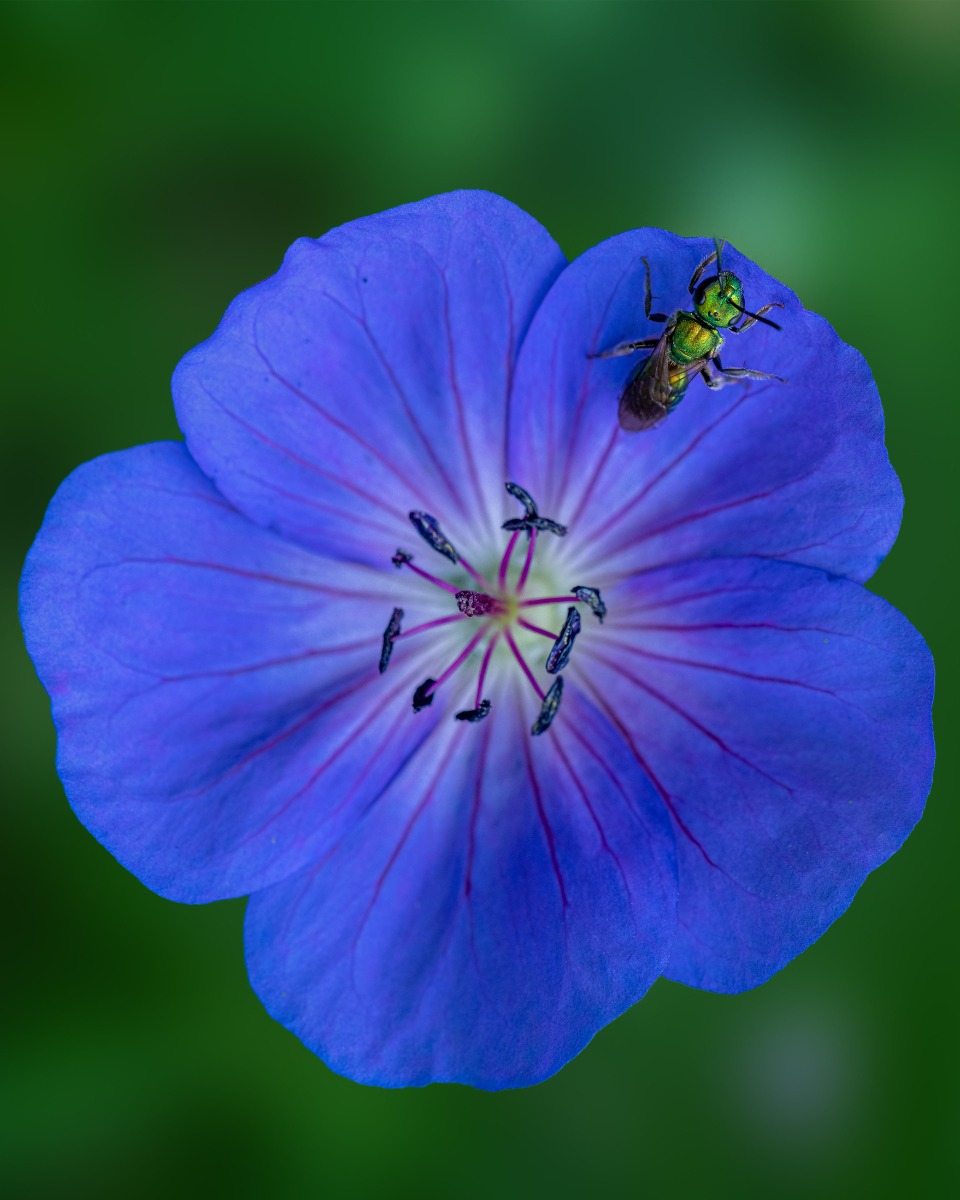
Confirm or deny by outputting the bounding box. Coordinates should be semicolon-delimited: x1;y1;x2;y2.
693;270;744;329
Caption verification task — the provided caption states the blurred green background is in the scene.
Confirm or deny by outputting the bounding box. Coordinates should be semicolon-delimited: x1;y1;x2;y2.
2;1;956;1196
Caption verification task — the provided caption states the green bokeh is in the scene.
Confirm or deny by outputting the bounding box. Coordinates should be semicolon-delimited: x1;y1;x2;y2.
2;2;956;1196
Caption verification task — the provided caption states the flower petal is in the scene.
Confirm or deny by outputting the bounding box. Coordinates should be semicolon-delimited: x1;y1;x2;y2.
508;230;901;583
174;190;566;560
245;685;677;1089
20;442;461;903
576;556;934;992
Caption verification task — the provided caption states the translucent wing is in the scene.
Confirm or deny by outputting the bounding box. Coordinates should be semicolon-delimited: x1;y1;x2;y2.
618;321;676;432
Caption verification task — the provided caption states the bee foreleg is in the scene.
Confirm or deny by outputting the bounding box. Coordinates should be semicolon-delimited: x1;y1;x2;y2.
641;258;668;322
588;337;660;360
700;362;726;390
688;248;719;295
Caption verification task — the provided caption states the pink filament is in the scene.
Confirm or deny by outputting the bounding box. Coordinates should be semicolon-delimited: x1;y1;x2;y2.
497;529;521;588
516;528;537;592
505;629;545;701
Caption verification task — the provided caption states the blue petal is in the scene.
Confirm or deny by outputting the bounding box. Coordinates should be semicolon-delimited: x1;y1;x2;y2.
20;442;459;903
577;556;934;991
245;685;677;1089
174;190;566;561
507;230;901;583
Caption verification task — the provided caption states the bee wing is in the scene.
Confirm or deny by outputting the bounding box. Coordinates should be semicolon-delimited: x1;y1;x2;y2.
618;324;675;431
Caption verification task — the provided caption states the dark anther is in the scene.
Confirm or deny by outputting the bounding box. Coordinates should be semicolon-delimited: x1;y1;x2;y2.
412;678;436;713
505;481;538;518
572;585;606;623
456;590;502;617
455;699;492;723
391;549;412;569
531;677;564;736
502;515;568;537
545;607;581;674
379;607;403;674
503;481;566;536
409;511;459;564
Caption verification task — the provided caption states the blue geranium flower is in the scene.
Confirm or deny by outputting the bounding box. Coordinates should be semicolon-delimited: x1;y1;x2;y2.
20;191;934;1089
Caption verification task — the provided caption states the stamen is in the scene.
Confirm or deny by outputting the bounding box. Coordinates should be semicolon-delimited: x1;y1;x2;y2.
502;515;567;537
456;590;503;617
409;511;460;564
516;528;538;592
518;618;557;639
379;607;403;674
505;481;538;518
506;629;545;701
545;607;581;674
572;585;607;623
396;613;466;639
411;625;489;712
519;594;578;608
455;699;491;723
474;632;500;708
531;677;564;736
498;529;521;588
392;550;461;595
503;480;567;537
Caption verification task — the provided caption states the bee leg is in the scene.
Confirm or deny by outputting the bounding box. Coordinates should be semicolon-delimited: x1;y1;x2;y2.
711;356;787;385
641;257;668;322
588;336;660;360
700;361;725;390
688;248;719;295
728;302;785;334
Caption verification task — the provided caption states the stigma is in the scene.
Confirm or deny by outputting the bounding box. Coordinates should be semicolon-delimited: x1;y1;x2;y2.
378;483;604;736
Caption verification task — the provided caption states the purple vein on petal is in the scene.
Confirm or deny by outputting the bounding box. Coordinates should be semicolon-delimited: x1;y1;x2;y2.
552;735;633;903
196;380;409;523
576;674;726;874
615;619;864;641
521;733;569;908
493;245;518;482
440;265;486;519
556;256;636;503
240;671;420;847
82;556;380;602
251;331;438;511
344;280;470;520
136;638;381;684
598;475;815;562
237;467;402;542
577;390;752;544
180;670;379;800
351;733;462;960
604;639;877;718
586;647;795;795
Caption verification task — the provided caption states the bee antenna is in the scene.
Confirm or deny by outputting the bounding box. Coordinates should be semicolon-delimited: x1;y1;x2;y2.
714;236;726;278
729;298;782;330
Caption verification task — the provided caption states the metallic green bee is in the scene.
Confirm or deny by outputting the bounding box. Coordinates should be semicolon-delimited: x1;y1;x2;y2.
595;239;786;432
